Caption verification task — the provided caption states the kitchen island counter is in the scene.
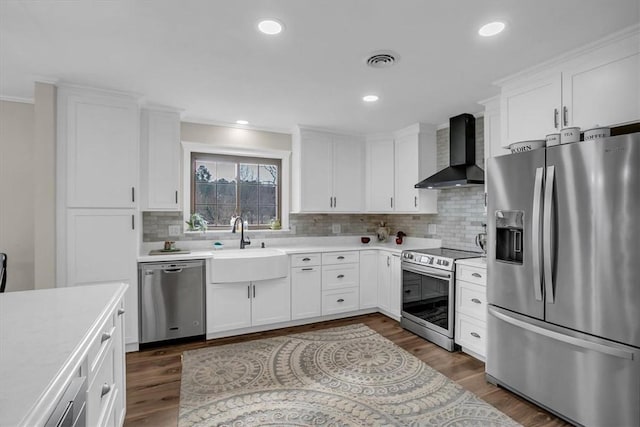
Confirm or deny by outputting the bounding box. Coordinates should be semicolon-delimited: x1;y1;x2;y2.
0;282;127;427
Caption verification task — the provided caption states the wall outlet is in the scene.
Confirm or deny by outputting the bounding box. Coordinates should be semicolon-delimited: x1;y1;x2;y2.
427;223;437;235
332;223;341;234
168;225;182;236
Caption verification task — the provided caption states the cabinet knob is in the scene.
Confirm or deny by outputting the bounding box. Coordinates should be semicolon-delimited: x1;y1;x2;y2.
337;298;344;303
471;298;481;304
337;274;344;279
472;273;482;278
301;268;313;271
101;332;112;343
470;332;481;339
117;308;125;316
101;383;112;398
337;256;345;260
302;257;311;261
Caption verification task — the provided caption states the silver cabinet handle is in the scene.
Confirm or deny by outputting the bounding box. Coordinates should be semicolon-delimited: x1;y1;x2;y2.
175;190;178;204
101;332;112;343
329;197;333;208
302;257;311;261
563;106;568;126
131;187;135;202
337;256;345;260
554;108;559;129
472;272;482;278
390;197;393;208
471;298;481;304
387;256;390;267
301;268;313;271
117;308;125;316
247;285;251;299
337;274;344;279
470;332;481;339
333;197;337;208
100;383;111;398
337;298;344;303
414;196;417;207
253;285;256;298
131;214;135;230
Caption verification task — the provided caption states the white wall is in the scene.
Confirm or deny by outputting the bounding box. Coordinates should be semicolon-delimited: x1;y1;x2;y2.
0;100;35;292
181;122;291;151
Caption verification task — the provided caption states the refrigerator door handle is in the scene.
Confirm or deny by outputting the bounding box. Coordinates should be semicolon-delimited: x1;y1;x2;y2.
543;166;556;303
489;307;634;360
532;167;544;301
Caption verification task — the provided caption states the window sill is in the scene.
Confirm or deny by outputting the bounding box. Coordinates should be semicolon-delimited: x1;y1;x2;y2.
183;229;292;235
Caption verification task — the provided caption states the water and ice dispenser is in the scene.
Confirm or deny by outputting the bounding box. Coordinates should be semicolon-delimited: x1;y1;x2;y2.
495;210;524;264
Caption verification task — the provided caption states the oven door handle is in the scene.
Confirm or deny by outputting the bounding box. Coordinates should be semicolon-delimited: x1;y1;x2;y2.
401;263;452;279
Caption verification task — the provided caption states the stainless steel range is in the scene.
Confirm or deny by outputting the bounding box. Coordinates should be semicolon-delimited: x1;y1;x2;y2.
400;248;479;351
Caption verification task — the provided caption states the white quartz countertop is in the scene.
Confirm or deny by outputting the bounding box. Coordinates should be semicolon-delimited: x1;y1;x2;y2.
0;282;128;427
138;236;443;262
455;257;487;268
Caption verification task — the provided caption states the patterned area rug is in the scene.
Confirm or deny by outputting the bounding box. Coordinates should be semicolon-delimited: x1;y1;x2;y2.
179;324;520;426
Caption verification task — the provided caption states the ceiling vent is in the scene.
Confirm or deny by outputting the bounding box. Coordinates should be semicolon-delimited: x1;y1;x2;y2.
365;50;398;68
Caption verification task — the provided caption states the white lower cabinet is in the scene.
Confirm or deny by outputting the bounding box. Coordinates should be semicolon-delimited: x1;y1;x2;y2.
377;251;401;319
207;277;291;334
359;250;378;309
291;264;322;320
322;287;360;315
321;251;360;316
454;261;487;361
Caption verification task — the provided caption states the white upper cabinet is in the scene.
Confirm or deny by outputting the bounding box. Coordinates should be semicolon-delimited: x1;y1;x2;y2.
366;138;395;212
498;27;639;147
365;123;438;214
140;108;181;211
479;96;508;159
292;127;364;213
58;86;139;208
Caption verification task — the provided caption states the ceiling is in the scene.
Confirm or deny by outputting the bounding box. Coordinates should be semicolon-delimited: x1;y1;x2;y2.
1;1;638;135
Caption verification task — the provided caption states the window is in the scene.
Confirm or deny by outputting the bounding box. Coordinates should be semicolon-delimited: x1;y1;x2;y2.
191;152;281;229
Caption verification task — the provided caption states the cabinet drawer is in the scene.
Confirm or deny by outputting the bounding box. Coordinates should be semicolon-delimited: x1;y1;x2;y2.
291;253;321;267
322;263;359;290
322;251;359;265
322;288;359;315
87;313;116;375
455;313;487;359
456;264;486;285
86;344;115;427
456;281;487;322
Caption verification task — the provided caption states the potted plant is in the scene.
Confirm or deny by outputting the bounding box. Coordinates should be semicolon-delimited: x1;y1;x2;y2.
186;213;208;232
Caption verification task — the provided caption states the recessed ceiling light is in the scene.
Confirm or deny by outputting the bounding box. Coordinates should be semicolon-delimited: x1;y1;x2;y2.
236;120;249;125
478;21;505;37
362;95;379;102
258;19;283;35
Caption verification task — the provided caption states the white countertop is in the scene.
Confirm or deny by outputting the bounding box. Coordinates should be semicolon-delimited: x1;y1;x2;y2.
138;236;443;262
0;282;128;427
455;257;487;268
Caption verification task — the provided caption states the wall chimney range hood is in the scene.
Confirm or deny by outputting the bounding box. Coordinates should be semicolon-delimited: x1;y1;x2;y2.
415;113;484;189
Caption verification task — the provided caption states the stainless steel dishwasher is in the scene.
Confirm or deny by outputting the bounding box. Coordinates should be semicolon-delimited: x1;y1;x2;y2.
138;259;206;343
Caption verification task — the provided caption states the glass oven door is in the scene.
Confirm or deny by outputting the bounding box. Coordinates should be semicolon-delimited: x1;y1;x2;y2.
401;262;454;337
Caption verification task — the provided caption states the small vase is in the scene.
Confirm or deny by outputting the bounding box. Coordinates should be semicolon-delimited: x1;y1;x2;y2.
376;226;390;242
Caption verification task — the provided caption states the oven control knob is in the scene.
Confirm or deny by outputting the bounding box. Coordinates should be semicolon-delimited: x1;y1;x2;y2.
442;261;449;266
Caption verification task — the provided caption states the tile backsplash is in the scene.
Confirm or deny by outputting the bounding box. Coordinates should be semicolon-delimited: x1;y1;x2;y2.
143;117;486;252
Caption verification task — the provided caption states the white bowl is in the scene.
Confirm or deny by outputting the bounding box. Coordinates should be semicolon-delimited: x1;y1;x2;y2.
561;127;580;144
509;140;545;154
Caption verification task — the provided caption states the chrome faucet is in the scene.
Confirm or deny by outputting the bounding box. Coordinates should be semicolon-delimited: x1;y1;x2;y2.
231;216;251;249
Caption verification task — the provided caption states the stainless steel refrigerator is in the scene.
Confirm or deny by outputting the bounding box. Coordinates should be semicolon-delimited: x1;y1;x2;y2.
486;132;640;427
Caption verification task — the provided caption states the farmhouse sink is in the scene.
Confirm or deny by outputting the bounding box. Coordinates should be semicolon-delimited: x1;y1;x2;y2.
210;248;288;283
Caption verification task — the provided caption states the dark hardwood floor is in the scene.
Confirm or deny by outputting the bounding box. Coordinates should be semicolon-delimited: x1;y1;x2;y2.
124;313;570;426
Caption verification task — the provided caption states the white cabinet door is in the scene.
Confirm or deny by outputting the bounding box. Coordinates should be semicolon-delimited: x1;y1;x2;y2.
332;135;364;212
563;49;640;129
251;277;291;326
377;251;391;313
66;209;138;346
299;130;333;211
59;88;139;208
389;253;402;318
140;109;181;211
359;250;378;309
394;134;420;212
291;266;322;320
366;139;395;212
500;74;562;146
206;282;252;333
